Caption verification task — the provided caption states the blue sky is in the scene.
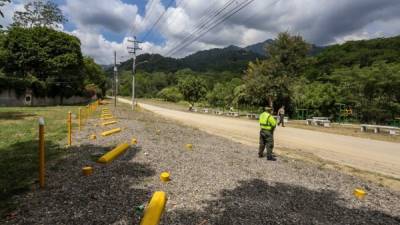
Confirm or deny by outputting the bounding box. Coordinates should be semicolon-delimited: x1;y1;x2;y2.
2;0;400;64
55;0;167;44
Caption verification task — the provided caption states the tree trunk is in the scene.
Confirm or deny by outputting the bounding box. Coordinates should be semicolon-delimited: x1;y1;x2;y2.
268;96;274;112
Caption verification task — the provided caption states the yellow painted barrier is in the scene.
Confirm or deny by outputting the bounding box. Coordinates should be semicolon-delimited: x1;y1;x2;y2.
78;108;82;131
354;188;366;200
67;111;72;146
102;120;117;126
82;166;93;176
101;128;122;136
185;144;193;150
97;143;130;163
101;114;113;118
140;191;167;225
101;115;114;120
160;172;170;182
38;118;45;188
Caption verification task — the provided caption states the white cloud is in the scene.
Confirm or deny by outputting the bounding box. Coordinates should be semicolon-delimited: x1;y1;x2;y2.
69;29;132;65
63;0;139;34
0;1;24;28
2;0;400;63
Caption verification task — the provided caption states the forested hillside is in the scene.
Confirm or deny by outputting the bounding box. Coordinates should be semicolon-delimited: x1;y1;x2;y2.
116;34;400;124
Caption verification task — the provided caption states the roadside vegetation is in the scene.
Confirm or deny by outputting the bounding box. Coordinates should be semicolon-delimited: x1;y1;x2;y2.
0;0;107;100
0;105;80;217
0;0;108;216
116;33;400;125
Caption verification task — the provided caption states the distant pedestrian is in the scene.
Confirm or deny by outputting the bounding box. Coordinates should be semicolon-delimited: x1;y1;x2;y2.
188;103;193;111
277;106;285;127
259;107;277;160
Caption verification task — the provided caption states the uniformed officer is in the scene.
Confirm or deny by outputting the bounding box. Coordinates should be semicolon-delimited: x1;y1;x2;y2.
259;107;277;160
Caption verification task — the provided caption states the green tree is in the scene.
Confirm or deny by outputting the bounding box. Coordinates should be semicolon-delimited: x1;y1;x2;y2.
331;62;400;123
2;26;83;100
177;75;207;105
157;86;183;102
12;0;66;28
207;78;242;108
83;56;107;97
244;32;310;110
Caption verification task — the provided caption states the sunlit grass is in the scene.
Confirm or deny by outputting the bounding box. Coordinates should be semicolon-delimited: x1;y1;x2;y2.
0;106;81;217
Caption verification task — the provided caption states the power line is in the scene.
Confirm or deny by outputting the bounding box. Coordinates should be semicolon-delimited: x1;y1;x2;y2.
167;0;254;57
141;0;175;41
142;0;156;24
165;0;236;56
145;0;186;54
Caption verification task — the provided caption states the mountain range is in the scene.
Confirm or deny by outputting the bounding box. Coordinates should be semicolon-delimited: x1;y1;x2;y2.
114;39;324;74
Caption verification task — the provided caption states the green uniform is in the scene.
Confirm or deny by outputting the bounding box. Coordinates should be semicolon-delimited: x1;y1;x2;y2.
258;112;277;158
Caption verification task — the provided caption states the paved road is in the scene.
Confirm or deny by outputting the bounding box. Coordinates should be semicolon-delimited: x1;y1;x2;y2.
118;98;400;179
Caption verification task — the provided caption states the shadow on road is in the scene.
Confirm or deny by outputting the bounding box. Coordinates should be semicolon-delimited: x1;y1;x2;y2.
0;140;63;217
0;111;37;120
2;143;155;225
165;179;400;225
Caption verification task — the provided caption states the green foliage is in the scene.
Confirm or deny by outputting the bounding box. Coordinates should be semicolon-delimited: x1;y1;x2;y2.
177;75;207;105
0;27;105;99
2;26;83;99
291;79;338;117
207;78;242;107
331;62;400;123
113;32;400;124
157;86;183;102
314;35;400;76
267;32;311;78
244;32;310;111
83;56;107;97
12;0;67;28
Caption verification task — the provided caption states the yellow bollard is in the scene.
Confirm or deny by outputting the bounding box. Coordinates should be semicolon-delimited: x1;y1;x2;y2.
101;115;113;119
38;117;45;189
97;143;130;163
101;128;122;136
140;191;167;225
78;108;82;131
102;120;117;126
82;166;93;176
131;138;138;145
89;134;97;140
160;172;170;182
354;188;366;200
67;111;72;146
185;144;193;150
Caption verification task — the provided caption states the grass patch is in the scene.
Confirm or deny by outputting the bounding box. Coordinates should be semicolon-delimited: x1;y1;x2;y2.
0;106;81;217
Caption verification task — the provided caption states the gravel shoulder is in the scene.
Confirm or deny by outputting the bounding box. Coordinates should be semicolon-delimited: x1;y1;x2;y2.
4;103;400;224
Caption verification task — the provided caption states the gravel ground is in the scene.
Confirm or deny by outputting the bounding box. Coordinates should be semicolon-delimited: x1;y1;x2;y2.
4;104;400;225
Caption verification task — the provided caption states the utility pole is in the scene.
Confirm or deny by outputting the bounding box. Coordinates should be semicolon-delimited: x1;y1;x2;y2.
127;36;141;110
113;50;117;108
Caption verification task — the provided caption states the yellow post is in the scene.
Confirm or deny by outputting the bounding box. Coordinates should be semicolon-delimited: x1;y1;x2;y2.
78;108;82;131
140;191;167;225
67;111;72;146
38;118;45;189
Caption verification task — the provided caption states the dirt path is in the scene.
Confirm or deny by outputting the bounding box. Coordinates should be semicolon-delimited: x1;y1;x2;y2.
119;98;400;179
